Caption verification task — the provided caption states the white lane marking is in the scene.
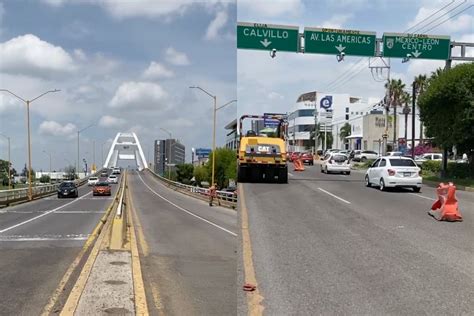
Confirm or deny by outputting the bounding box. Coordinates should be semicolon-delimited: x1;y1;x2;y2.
0;191;92;234
318;187;351;204
288;172;294;177
137;173;237;237
44;197;113;200
0;210;103;214
409;193;435;201
0;235;89;242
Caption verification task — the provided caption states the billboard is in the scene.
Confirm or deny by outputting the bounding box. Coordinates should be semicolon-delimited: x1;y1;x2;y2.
263;112;286;127
195;148;212;158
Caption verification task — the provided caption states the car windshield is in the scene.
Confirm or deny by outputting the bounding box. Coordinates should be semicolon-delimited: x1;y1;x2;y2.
59;182;74;188
89;177;98;180
333;155;347;162
96;182;110;186
109;175;116;178
389;159;416;167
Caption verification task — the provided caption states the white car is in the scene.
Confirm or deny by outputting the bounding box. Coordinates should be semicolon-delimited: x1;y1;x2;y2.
354;150;379;162
87;176;99;186
386;151;403;156
365;156;422;192
112;168;121;175
107;175;118;184
321;153;351;175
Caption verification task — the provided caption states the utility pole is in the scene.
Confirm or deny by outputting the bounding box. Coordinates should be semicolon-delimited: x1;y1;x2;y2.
411;81;416;159
313;102;318;154
441;57;452;177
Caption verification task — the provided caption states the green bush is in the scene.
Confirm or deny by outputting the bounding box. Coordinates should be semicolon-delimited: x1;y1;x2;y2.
362;159;375;169
422;160;441;173
39;175;51;183
447;162;470;179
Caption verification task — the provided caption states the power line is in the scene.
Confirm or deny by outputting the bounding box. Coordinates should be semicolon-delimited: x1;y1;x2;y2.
422;4;473;33
405;0;456;33
412;0;468;33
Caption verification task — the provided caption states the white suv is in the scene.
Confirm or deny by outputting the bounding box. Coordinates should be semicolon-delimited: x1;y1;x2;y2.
354;150;379;162
87;176;99;186
365;156;422;192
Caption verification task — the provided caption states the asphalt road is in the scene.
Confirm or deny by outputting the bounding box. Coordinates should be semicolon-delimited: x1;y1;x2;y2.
0;177;120;315
128;170;237;316
239;164;474;315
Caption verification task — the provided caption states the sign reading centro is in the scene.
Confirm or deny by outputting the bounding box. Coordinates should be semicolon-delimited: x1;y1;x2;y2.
383;33;451;60
237;22;299;52
304;27;376;56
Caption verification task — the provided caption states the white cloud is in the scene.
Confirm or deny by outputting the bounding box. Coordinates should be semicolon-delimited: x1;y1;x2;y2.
39;121;77;136
142;61;174;79
321;14;353;29
109;81;168;109
205;10;229;40
98;115;126;128
0;34;76;78
268;91;284;100
407;5;474;34
166;117;195;128
165;47;190;66
238;0;303;18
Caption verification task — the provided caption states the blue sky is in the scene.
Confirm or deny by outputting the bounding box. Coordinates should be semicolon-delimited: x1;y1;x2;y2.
237;0;473;117
0;0;236;172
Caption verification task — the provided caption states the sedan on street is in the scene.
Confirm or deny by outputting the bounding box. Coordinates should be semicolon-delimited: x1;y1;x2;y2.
87;176;99;186
57;181;78;198
107;174;118;184
300;152;314;165
354;150;379;162
321;153;351;175
93;182;112;196
365;156;422;192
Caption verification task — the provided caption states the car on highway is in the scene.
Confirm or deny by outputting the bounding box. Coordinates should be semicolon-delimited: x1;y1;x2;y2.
112;167;121;175
57;181;78;198
365;156;422;192
93;181;111;196
107;174;118;184
354;150;379;162
87;176;99;186
320;153;351;175
300;152;314;165
100;171;108;177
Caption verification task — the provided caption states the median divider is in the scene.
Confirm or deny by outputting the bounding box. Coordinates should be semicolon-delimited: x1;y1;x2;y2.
57;171;148;315
146;168;237;209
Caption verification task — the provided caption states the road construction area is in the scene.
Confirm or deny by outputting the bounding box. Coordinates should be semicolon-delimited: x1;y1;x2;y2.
239;163;474;315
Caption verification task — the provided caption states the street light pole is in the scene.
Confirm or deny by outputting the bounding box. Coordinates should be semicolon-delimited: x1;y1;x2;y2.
160;128;172;179
0;89;60;200
77;124;94;179
42;150;52;182
0;133;11;189
190;85;236;187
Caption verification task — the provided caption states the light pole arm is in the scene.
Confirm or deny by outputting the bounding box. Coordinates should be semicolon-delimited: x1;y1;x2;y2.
30;89;61;103
216;99;237;111
189;86;215;99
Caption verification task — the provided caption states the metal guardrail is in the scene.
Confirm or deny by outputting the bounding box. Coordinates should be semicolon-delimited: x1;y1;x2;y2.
109;172;128;250
0;169;104;206
146;169;237;209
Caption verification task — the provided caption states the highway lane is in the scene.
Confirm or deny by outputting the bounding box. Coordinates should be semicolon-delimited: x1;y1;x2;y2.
128;170;237;316
240;164;474;315
0;177;120;315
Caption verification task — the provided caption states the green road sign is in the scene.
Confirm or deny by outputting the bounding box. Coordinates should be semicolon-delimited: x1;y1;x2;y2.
237;22;299;52
304;27;376;57
383;33;451;60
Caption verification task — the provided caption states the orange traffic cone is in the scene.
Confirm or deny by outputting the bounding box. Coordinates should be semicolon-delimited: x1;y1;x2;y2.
293;159;305;171
428;182;463;222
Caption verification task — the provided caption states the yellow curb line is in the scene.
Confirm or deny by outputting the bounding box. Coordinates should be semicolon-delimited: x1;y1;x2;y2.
127;187;150;315
239;183;264;316
41;178;123;316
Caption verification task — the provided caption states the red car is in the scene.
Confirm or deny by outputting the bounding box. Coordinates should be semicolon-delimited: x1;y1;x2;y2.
290;152;300;162
300;152;314;165
93;181;111;196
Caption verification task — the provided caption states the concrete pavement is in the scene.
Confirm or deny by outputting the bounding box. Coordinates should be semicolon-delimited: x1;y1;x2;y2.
0;178;120;315
128;170;237;316
239;164;474;315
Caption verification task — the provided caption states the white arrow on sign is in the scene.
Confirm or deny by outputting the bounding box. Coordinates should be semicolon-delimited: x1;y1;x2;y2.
260;38;272;47
335;44;346;52
411;50;422;58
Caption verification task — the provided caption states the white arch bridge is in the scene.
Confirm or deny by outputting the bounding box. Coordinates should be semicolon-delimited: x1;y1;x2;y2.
103;132;148;171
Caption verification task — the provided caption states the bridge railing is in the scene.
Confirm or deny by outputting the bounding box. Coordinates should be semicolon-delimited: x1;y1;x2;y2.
146;169;237;209
0;169;104;206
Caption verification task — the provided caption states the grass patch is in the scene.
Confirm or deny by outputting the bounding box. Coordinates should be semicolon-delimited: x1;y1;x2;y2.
423;175;474;188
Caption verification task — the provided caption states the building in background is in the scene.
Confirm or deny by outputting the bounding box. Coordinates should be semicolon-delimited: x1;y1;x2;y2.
154;139;185;176
194;148;211;166
225;119;238;150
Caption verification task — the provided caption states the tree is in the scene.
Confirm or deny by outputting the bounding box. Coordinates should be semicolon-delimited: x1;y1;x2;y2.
400;91;411;144
176;163;194;184
418;63;474;176
64;165;77;180
193;165;209;186
318;130;333;150
206;147;237;189
39;175;51;183
385;78;406;149
339;123;351;148
414;74;428;144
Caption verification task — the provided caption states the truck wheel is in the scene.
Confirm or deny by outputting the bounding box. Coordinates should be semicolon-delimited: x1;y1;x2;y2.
279;167;288;183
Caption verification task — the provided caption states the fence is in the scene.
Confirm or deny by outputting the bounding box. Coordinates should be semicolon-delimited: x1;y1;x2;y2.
146;169;237;209
0;169;104;206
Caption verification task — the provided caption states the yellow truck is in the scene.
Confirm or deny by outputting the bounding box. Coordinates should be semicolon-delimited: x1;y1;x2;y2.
237;115;288;183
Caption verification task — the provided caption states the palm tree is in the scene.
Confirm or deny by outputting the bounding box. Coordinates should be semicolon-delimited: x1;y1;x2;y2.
413;74;428;144
401;92;411;146
385;79;405;149
339;123;351;149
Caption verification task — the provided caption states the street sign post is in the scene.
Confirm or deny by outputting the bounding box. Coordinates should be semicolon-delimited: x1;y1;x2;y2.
304;27;376;56
237;22;299;52
382;33;451;60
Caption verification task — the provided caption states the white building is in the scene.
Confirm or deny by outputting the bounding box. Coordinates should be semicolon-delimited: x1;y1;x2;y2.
288;91;424;153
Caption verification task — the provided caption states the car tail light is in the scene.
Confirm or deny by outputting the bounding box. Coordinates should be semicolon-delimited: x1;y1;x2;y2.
418;170;422;176
388;169;396;176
